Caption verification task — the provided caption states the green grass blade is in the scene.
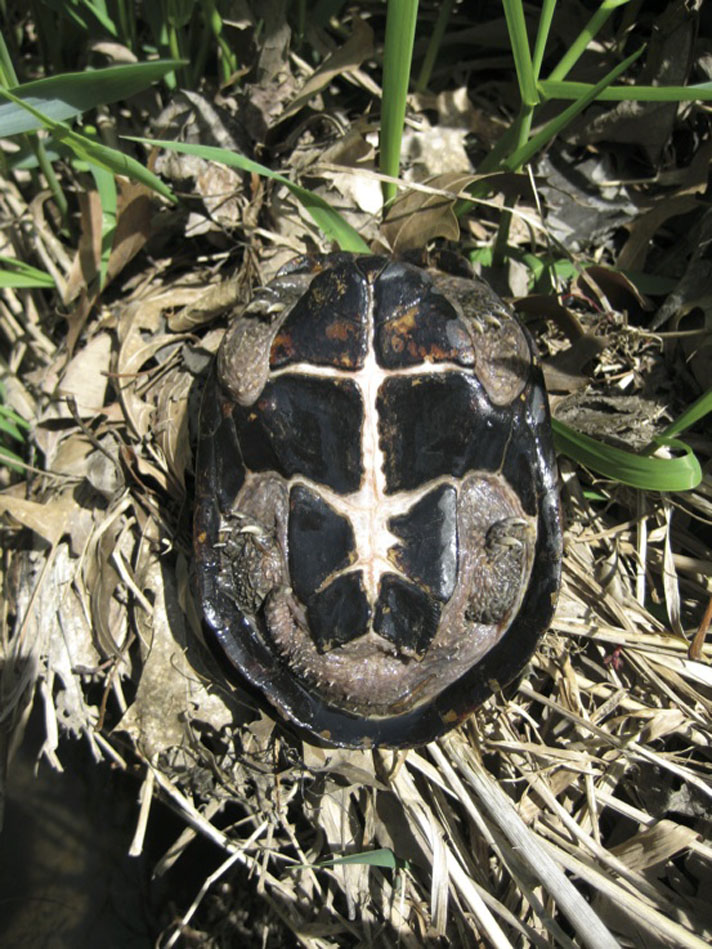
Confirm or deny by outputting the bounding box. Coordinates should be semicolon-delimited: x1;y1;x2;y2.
0;29;19;86
0;60;186;136
87;160;118;289
42;0;120;36
553;419;702;491
127;137;370;252
6;143;62;170
531;0;557;79
0;405;30;441
0;255;56;288
316;848;402;869
0;402;30;439
0;444;25;470
539;79;712;103
659;386;712;440
380;0;419;206
289;847;407;871
502;0;538;107
548;0;632;82
0;88;176;203
504;45;644;170
414;0;455;93
287;846;410;873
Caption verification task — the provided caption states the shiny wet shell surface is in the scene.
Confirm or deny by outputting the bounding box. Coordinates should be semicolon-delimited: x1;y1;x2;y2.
194;253;562;747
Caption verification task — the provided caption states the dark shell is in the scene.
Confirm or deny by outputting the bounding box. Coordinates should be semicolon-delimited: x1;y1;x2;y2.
194;253;562;748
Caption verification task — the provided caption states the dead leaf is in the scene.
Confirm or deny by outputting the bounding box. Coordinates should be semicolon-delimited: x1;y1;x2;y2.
610;819;699;872
153;369;192;495
580;266;654;313
412;86;507;145
381;172;476;252
64;190;103;306
116;296;182;440
105;181;154;285
88;40;138;63
119;537;231;757
514;294;587;341
617;195;703;272
0;493;75;547
568;0;697;162
55;331;112;417
278;17;374;123
62;180;156;355
544;334;609;395
255;0;291;86
84;510;131;656
167;274;251;333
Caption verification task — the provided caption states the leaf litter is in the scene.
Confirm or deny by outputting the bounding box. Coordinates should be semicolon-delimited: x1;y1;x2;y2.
1;3;712;946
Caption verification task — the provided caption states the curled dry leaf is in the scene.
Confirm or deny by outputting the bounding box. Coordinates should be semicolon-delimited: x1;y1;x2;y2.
116;293;191;442
54;331;112;419
167;274;252;333
9;544;101;747
83;503;132;657
63;181;155;352
567;0;697;162
610;819;701;873
0;491;80;548
381;173;476;252
148;368;192;495
278;16;375;123
119;530;232;757
412;86;507;150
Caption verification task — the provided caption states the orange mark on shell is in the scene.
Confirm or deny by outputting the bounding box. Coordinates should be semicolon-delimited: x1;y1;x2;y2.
425;343;452;361
393;305;418;332
325;320;352;341
271;332;295;360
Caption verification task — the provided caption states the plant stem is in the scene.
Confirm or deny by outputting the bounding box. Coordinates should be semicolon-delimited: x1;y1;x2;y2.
36;139;69;225
414;0;454;93
493;0;540;266
0;31;69;227
116;0;137;51
502;0;538;107
548;0;631;82
491;104;533;267
380;0;419;207
531;0;557;78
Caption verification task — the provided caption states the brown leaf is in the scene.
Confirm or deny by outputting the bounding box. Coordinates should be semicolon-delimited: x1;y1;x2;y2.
55;331;112;418
617;195;702;272
0;493;74;547
514;294;587;341
544;335;609;395
63;181;155;355
580;265;653;313
381;173;476;252
119;538;231;756
85;514;131;657
153;370;192;496
568;0;697;162
64;190;103;306
278;17;374;123
105;181;154;286
610;819;699;872
167;275;250;332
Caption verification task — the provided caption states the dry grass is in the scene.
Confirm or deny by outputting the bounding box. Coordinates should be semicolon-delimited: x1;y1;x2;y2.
2;176;711;945
2;8;712;943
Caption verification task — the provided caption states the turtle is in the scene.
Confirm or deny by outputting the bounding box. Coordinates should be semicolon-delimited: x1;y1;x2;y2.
193;253;562;748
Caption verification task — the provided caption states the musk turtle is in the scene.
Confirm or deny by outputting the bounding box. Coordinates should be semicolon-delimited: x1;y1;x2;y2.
193;253;562;747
